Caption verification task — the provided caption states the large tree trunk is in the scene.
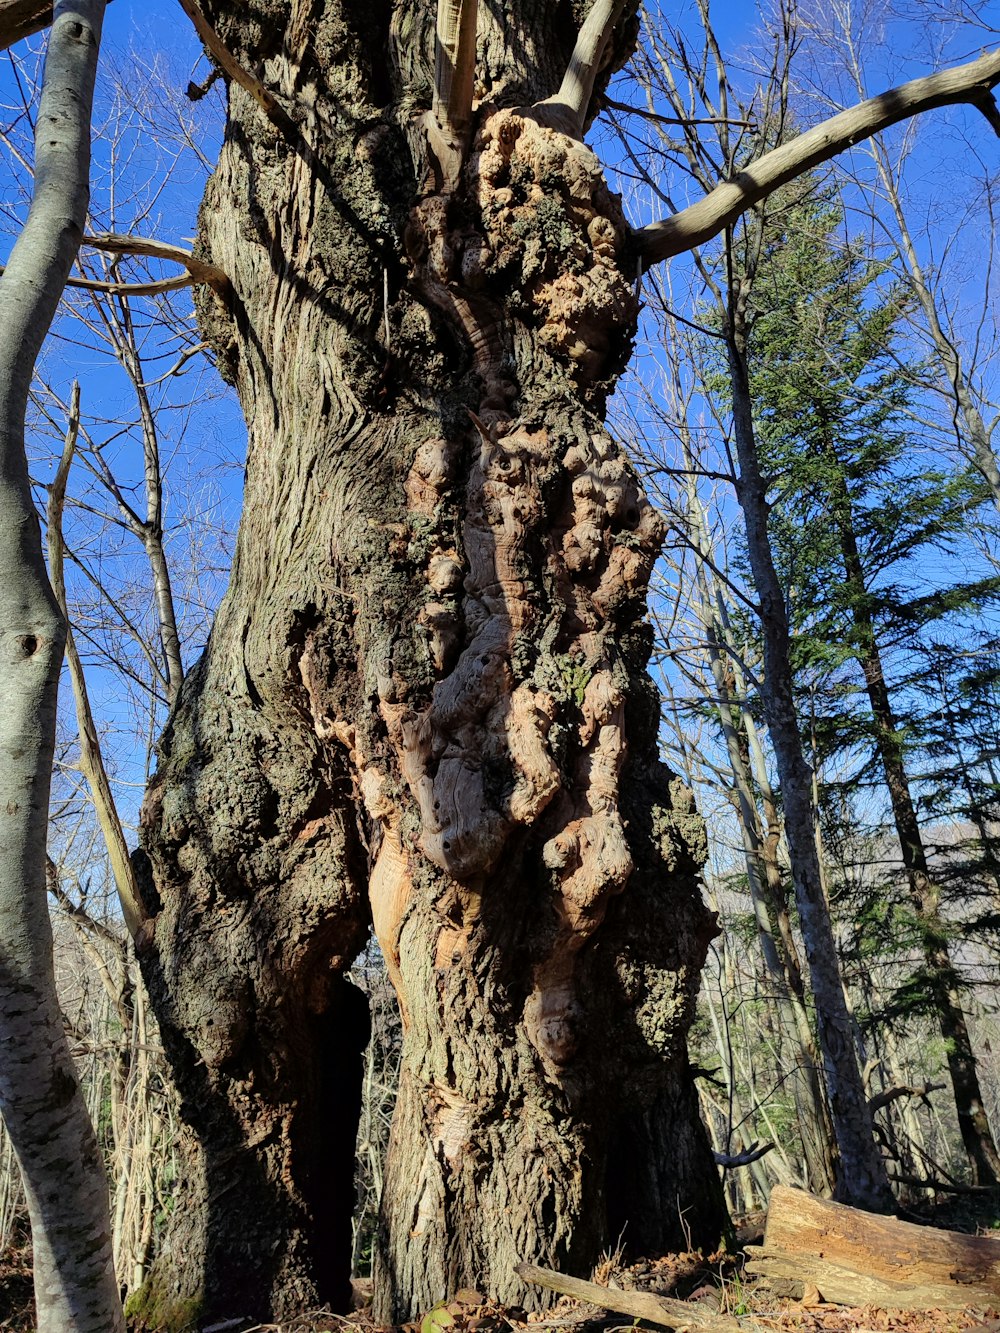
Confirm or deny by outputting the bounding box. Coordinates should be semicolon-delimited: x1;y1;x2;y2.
134;2;724;1326
0;5;122;1331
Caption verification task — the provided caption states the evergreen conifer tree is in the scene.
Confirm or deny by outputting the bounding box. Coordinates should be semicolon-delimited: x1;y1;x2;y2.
732;186;1000;1186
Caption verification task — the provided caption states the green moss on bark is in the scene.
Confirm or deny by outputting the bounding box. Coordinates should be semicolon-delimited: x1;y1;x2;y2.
124;1276;203;1333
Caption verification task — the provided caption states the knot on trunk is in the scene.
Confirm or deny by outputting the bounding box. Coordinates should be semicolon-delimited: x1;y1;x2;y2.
467;107;638;386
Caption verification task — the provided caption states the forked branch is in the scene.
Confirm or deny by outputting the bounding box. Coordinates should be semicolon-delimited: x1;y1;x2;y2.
85;232;231;295
634;47;1000;266
542;0;629;137
2;233;232;296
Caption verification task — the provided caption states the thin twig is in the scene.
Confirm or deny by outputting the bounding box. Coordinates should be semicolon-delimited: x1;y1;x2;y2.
603;94;755;128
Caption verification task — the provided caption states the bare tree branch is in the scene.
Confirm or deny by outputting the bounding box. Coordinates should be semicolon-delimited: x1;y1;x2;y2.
72;272;192;294
176;0;296;137
85;232;231;295
602;94;754;129
869;1083;945;1114
2;232;231;294
634;48;1000;266
714;1139;776;1168
0;0;52;52
540;0;628;137
888;1172;999;1195
0;265;191;295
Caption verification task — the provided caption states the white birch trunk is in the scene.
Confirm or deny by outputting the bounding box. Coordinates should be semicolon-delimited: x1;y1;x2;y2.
0;3;122;1329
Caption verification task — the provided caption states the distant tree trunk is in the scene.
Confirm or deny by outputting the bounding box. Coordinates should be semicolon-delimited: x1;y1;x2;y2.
134;2;723;1326
0;4;122;1331
893;219;1000;513
679;453;837;1196
724;307;892;1212
820;433;1000;1188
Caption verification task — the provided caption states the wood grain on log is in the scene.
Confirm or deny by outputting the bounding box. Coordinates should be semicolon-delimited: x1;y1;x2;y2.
744;1185;1000;1311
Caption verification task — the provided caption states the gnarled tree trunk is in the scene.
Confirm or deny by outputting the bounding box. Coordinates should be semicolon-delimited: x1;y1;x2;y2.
133;1;724;1327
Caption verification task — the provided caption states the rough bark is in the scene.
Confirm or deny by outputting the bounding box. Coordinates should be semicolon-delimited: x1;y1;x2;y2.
135;2;722;1327
0;4;122;1331
724;323;892;1213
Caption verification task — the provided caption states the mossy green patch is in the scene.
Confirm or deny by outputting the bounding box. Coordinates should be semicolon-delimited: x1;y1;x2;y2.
124;1276;203;1333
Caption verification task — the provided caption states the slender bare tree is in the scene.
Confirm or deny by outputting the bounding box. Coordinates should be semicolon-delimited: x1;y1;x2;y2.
0;3;123;1329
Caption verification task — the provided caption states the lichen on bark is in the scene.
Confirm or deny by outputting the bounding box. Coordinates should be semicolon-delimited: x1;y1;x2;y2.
135;1;725;1323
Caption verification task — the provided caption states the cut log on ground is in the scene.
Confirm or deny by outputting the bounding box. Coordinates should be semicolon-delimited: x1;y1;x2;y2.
744;1184;1000;1311
514;1262;743;1332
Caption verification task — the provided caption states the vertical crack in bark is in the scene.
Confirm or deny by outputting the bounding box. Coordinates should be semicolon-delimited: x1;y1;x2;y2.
138;7;723;1319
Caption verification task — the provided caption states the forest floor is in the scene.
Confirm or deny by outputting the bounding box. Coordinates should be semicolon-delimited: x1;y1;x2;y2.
1;1205;999;1332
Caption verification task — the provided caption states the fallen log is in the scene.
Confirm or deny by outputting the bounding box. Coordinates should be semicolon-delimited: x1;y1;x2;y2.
744;1184;1000;1311
515;1262;743;1332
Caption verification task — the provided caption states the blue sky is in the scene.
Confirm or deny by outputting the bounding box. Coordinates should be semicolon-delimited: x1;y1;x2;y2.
1;5;242;843
3;0;999;873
